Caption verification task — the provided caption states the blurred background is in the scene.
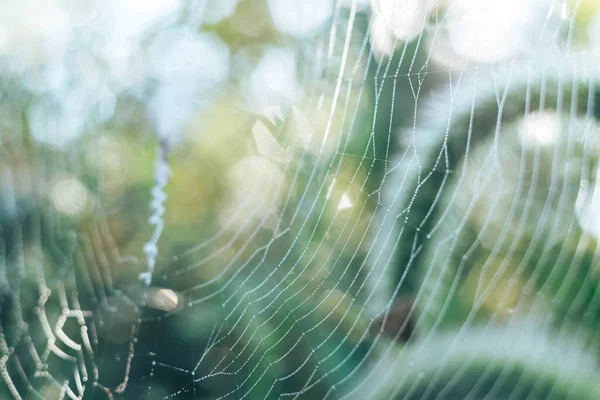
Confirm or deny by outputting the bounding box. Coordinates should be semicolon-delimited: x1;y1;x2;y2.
1;0;600;399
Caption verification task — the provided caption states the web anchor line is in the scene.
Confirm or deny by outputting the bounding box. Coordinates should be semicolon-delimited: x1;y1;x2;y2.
140;137;171;288
105;138;170;398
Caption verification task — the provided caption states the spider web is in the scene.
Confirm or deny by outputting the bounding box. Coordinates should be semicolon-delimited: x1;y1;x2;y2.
2;1;600;400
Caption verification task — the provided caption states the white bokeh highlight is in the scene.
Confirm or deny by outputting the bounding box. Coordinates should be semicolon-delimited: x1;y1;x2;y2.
268;0;334;38
246;47;299;112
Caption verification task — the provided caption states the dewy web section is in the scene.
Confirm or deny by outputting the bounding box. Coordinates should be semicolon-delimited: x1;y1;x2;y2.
1;1;600;400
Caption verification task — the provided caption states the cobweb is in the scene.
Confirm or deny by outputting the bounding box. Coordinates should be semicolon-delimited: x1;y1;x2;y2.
2;0;600;399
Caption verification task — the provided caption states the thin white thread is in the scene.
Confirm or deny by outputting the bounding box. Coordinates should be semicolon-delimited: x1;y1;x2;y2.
140;138;171;287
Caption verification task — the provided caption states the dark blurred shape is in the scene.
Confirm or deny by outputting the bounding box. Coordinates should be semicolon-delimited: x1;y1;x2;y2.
93;294;140;345
372;295;416;342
